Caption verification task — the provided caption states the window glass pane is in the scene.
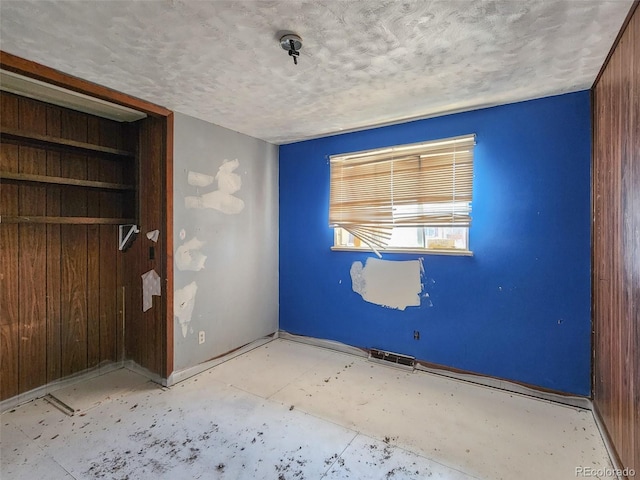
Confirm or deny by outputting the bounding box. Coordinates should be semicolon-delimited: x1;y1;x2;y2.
335;226;468;251
388;226;422;248
423;227;468;250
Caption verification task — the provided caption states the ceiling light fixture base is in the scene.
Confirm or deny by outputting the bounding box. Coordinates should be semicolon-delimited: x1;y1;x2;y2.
280;34;302;65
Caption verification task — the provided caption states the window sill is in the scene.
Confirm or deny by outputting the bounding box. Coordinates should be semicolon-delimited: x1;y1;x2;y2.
331;246;474;257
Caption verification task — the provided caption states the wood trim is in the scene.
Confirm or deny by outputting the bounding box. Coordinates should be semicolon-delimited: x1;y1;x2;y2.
1;126;134;157
278;331;591;408
415;358;588;399
0;361;125;413
592;404;627;476
0;51;172;118
0;216;135;225
592;0;639;88
164;113;174;378
0;171;134;191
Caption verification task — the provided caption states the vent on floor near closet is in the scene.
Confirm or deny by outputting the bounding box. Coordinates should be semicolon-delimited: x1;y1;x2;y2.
368;349;415;371
43;393;75;416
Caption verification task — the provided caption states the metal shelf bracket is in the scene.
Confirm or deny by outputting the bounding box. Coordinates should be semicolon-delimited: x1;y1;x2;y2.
119;224;139;251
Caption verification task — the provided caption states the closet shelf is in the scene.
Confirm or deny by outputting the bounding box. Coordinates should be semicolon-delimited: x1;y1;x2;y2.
0;126;135;158
0;216;135;225
0;171;135;191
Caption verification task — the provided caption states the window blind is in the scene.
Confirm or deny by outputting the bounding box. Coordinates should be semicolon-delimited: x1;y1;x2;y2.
329;134;475;251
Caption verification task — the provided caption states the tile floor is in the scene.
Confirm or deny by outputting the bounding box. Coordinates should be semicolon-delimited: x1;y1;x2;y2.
1;339;615;479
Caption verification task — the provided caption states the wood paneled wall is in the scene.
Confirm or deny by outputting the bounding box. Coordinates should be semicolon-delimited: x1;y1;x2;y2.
592;2;640;473
122;115;171;377
0;92;135;400
0;52;173;404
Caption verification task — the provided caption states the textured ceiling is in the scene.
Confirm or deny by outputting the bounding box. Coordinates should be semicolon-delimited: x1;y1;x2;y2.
0;0;632;144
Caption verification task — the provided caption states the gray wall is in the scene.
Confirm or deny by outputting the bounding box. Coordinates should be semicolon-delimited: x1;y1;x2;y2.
173;112;278;371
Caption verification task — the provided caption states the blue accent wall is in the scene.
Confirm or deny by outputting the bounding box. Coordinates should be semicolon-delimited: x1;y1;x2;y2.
279;92;591;396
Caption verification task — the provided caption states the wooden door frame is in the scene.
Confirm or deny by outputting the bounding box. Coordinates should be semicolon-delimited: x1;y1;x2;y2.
1;51;174;378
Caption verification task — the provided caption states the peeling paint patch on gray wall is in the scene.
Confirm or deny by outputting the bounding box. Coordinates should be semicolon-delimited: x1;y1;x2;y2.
175;281;198;338
185;159;245;215
175;237;207;272
350;258;423;310
187;171;214;187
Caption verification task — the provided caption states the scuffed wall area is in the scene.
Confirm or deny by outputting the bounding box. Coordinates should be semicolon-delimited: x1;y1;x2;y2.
173;112;278;371
279;92;591;396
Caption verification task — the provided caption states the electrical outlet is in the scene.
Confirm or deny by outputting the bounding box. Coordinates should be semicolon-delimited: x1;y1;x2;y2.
198;331;205;344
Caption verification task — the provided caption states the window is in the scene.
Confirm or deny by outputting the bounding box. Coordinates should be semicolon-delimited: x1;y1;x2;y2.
329;134;475;256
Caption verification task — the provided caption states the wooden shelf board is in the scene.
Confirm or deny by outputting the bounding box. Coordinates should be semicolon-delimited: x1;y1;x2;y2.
0;126;135;158
0;171;134;191
0;216;135;225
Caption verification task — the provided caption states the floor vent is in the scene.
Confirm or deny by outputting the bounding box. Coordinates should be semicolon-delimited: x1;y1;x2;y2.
368;348;415;371
43;393;75;416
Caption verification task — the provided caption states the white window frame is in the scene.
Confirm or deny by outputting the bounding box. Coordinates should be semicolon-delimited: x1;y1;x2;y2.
329;134;475;257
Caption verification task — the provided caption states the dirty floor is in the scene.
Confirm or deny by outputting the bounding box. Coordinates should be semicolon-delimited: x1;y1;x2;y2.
1;338;615;479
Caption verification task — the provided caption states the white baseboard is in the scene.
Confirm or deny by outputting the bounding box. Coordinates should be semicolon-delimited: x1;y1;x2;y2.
122;360;166;386
592;406;626;480
2;331;591;415
413;362;591;410
279;330;591;410
165;333;277;386
278;331;369;358
1;361;125;413
1;332;279;412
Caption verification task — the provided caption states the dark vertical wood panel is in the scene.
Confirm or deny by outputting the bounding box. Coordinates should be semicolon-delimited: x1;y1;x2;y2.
124;116;167;376
122;125;137;366
0;93;20;400
117;122;135;365
593;3;639;473
124;122;145;368
97;119;121;363
618;17;636;466
118;123;135;368
45;104;62;383
86;118;101;368
60;110;89;376
17;97;48;393
143;118;160;374
634;8;640;468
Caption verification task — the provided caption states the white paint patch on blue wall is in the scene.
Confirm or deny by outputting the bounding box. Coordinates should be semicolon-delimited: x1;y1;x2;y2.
350;258;423;310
